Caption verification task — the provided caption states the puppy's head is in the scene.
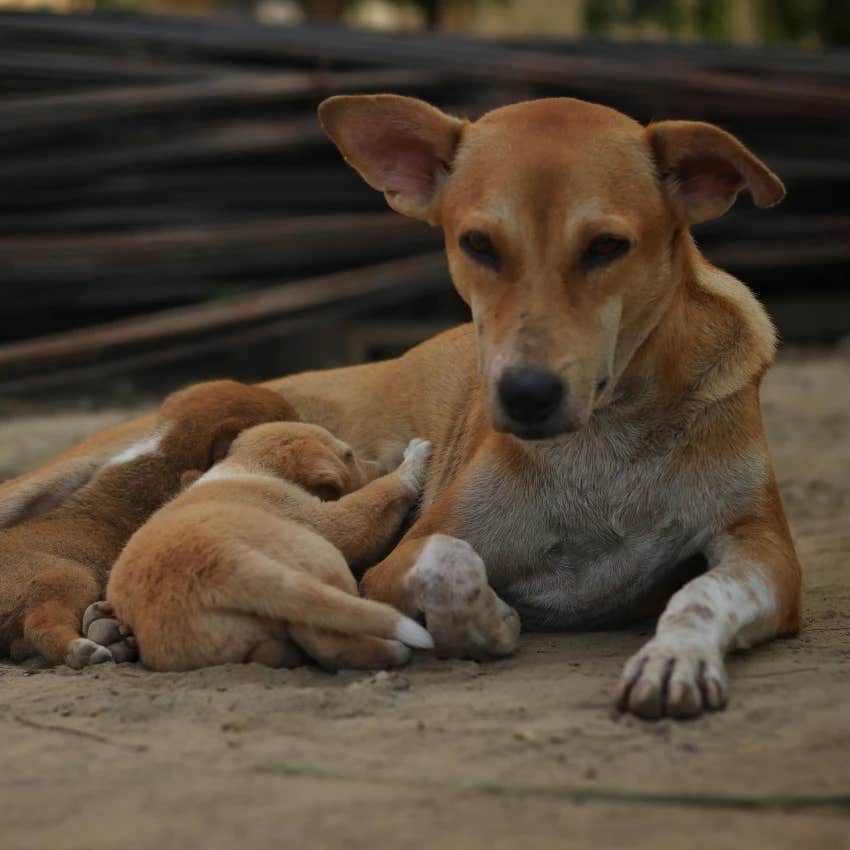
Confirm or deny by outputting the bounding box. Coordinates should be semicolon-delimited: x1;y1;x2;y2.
319;95;784;439
226;422;383;500
159;380;298;473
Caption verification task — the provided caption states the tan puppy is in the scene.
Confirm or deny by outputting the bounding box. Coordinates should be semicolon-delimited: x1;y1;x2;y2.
0;381;296;668
2;96;801;718
104;423;433;671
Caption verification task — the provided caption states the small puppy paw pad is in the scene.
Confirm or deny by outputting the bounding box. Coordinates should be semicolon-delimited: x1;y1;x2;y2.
65;638;113;669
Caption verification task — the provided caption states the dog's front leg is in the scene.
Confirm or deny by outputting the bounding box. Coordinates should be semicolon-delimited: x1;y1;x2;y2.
361;520;520;660
617;491;801;718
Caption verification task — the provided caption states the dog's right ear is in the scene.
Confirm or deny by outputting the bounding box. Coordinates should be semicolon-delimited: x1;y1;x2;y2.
318;94;463;223
647;120;785;224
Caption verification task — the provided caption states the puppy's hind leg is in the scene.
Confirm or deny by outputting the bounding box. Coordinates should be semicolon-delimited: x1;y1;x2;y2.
24;564;111;668
288;624;411;670
212;544;433;651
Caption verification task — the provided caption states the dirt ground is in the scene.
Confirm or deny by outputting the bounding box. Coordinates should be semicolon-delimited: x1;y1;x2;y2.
1;349;848;850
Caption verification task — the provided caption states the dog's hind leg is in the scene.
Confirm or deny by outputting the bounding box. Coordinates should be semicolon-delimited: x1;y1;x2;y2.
205;545;433;651
23;563;111;668
287;623;411;670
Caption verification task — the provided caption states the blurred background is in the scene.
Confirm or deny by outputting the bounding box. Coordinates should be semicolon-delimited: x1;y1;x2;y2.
0;0;848;406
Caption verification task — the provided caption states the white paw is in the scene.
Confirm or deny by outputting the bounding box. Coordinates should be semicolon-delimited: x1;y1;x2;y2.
406;535;520;660
399;438;431;494
616;635;727;719
65;638;113;670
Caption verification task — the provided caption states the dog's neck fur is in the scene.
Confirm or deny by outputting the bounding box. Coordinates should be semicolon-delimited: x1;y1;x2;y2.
633;235;774;404
491;234;774;465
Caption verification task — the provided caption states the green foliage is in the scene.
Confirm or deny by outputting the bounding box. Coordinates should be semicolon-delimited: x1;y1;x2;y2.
759;0;850;46
91;0;143;10
584;0;850;45
379;0;509;29
585;0;698;36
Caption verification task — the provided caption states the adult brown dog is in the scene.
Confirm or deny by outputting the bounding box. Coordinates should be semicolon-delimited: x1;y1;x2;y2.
103;424;432;671
0;381;295;667
0;96;800;718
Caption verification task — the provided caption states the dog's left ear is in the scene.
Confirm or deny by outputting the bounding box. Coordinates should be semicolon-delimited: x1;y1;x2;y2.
647;121;785;224
318;94;463;223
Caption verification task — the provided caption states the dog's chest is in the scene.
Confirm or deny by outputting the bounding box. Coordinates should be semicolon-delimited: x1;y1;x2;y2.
451;414;762;628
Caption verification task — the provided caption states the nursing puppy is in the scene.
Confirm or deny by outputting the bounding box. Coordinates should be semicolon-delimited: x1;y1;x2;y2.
0;381;295;668
103;423;433;671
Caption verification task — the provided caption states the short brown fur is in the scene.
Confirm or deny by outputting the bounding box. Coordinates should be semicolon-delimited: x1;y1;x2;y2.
2;96;801;717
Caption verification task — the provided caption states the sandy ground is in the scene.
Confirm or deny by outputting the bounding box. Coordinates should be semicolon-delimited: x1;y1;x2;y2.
1;350;848;850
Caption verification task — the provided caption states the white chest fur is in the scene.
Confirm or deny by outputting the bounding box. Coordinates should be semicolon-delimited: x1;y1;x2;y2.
449;401;766;628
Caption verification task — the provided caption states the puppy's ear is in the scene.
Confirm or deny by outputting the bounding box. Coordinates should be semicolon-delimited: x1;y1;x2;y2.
180;469;202;490
301;456;349;501
647;121;785;224
318;94;463;223
207;418;244;467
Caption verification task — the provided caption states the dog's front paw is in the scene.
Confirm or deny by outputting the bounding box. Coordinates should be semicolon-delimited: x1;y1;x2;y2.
406;535;520;660
616;635;727;719
398;438;431;494
82;601;139;664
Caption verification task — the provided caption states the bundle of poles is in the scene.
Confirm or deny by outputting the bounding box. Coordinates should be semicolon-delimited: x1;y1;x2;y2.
1;11;848;392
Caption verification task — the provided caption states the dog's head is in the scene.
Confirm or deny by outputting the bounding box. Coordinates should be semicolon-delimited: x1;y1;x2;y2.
226;421;383;500
319;95;784;439
160;380;298;473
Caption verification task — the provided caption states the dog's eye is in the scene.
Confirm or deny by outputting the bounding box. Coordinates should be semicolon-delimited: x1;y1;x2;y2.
460;230;500;270
342;449;354;462
582;235;630;269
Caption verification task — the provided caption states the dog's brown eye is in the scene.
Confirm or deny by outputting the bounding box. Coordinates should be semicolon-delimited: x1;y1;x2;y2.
460;230;500;270
582;235;630;269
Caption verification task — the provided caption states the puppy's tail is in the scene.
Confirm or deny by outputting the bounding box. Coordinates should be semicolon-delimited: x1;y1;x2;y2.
213;550;433;650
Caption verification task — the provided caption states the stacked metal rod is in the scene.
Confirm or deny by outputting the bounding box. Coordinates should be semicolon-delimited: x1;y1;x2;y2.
1;11;848;391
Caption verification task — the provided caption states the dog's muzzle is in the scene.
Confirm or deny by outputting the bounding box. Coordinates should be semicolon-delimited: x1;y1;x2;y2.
497;366;566;437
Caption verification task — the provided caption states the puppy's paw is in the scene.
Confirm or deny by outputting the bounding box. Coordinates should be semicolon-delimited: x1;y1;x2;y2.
616;636;727;719
82;600;139;664
65;637;113;669
406;535;520;660
398;438;431;494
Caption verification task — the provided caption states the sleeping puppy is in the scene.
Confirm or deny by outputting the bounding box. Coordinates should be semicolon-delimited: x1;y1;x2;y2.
102;422;434;672
0;380;296;668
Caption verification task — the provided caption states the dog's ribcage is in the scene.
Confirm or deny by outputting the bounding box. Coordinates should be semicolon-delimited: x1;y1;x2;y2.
449;398;766;629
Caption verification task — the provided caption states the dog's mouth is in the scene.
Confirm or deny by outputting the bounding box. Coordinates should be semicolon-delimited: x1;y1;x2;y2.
492;410;587;441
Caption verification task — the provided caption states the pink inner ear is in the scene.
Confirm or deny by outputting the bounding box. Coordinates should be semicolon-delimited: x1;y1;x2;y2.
346;116;441;207
676;157;744;201
674;154;744;220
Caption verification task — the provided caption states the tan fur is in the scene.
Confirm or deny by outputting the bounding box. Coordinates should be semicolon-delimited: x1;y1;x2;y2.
0;381;295;667
106;423;432;672
3;96;801;717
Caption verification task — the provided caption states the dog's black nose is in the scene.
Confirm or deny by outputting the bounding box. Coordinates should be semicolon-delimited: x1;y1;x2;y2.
498;367;564;424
